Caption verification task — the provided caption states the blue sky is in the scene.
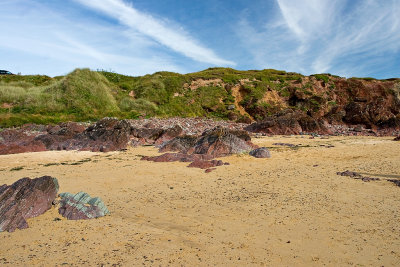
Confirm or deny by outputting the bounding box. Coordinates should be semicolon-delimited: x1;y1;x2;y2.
1;0;399;78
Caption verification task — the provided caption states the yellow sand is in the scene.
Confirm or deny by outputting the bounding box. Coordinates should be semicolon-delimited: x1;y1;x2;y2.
0;136;399;266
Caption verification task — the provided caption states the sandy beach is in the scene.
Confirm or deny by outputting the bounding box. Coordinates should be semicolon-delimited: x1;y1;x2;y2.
0;135;399;266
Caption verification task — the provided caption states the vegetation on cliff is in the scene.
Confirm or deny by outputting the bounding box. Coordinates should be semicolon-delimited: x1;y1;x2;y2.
0;67;399;128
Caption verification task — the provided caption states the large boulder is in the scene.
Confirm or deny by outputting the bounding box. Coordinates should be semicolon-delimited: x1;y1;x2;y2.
58;192;110;220
0;176;59;232
192;126;256;157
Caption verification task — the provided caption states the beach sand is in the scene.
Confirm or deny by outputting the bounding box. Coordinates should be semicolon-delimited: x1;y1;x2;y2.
0;136;399;266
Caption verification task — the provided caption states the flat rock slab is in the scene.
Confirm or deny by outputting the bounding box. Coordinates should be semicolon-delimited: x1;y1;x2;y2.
58;192;110;220
187;160;226;169
0;176;59;232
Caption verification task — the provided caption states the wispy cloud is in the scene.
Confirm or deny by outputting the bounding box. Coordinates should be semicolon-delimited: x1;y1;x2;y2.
0;0;234;76
73;0;235;66
0;0;187;76
237;0;400;78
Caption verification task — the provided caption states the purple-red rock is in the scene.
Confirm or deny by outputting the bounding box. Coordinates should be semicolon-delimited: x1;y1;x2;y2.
0;176;59;232
187;160;224;169
249;147;271;158
35;122;86;150
154;125;183;145
193;126;257;157
0;127;47;155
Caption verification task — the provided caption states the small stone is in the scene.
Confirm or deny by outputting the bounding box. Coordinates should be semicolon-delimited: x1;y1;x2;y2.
249;147;271;158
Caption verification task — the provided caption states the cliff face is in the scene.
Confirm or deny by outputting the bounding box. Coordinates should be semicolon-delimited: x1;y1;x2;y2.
1;68;399;133
219;75;400;134
175;73;399;134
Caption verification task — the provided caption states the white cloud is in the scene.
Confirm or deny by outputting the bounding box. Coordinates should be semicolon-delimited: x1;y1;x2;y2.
73;0;235;66
0;0;187;76
237;0;400;77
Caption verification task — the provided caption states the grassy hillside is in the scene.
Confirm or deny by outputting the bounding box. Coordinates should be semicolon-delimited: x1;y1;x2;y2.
1;68;399;127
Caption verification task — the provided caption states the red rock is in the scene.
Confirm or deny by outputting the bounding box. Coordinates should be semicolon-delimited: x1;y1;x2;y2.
193;126;257;157
187;160;224;169
0;176;59;232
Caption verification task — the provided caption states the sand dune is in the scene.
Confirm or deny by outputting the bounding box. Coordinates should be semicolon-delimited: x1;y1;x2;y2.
0;136;399;266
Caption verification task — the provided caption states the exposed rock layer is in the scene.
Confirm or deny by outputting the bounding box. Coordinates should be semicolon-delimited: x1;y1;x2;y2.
0;176;59;232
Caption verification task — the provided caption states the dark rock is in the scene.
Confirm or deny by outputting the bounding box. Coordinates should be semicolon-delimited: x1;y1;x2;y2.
130;125;183;146
193;126;256;157
358;177;380;182
159;135;198;153
80;118;131;152
35;122;86;150
245;109;329;135
154;125;183;145
0;176;59;232
337;171;380;182
58;192;110;220
130;127;164;144
336;170;361;177
394;135;400;141
388;179;400;187
249;147;271;158
205;168;217;173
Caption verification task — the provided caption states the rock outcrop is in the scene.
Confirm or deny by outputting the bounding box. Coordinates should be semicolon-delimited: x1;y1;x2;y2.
192;126;256;157
58;192;110;220
0;176;59;232
0;125;47;155
143;126;256;172
79;117;132;152
245;109;329;135
34;122;86;150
